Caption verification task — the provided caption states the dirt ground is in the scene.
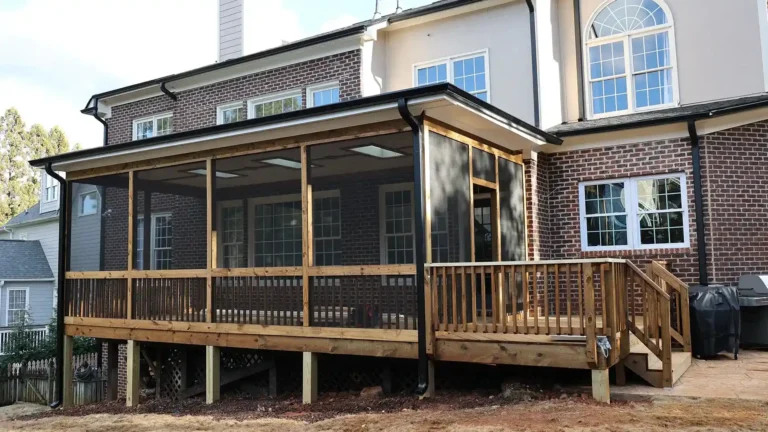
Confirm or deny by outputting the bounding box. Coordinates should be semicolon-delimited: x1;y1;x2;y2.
1;392;767;432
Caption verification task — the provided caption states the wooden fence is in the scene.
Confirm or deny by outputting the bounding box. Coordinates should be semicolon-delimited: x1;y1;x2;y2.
0;353;104;407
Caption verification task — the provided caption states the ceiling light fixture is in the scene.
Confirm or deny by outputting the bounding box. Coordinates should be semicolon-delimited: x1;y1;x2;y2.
187;168;240;178
348;144;405;159
260;158;317;170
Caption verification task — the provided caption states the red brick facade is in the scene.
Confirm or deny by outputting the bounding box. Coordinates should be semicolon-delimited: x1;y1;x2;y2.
105;50;362;146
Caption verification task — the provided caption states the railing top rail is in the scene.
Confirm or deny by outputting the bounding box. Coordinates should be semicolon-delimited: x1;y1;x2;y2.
626;260;671;300
426;258;627;268
650;261;689;293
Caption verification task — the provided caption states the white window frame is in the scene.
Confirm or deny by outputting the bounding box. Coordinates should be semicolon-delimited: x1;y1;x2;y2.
378;183;416;265
216;200;247;268
246;190;340;267
216;101;245;125
306;82;340;108
43;172;58;203
583;0;679;119
136;213;172;270
78;190;99;217
578;173;689;252
6;287;29;327
412;49;491;102
132;112;173;141
247;89;303;119
135;215;145;270
150;212;173;270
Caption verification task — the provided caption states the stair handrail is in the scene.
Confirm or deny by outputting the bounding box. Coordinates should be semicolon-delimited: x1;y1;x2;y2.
648;261;692;352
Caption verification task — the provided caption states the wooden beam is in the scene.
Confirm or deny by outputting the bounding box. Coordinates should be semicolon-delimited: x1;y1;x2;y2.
211;267;302;277
301;145;312;327
434;340;591;369
126;340;140;407
302;352;318;404
471;177;497;190
68;119;410;180
306;265;416;276
62;335;74;408
127;171;135;319
583;263;598;367
206;346;220;404
468;148;475;262
591;369;610;403
206;158;215;323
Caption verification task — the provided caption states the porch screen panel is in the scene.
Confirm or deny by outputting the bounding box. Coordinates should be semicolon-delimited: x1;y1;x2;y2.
498;157;526;261
134;161;208;270
68;173;129;271
472;148;496;183
428;131;471;263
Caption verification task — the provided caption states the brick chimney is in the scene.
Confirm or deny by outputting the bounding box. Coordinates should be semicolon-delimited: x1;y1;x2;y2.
218;0;244;62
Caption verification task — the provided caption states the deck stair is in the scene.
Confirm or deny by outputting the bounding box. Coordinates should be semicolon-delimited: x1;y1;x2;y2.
625;334;691;387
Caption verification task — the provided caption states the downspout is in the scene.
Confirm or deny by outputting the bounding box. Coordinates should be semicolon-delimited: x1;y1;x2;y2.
526;0;540;127
397;98;429;396
687;120;709;286
160;82;178;101
92;98;109;147
574;0;585;121
44;162;66;408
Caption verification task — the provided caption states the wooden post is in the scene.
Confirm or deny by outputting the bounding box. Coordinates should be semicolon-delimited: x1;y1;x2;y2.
583;263;597;367
62;335;74;408
106;342;119;401
126;340;140;407
660;300;673;387
127;171;135;319
301;146;313;326
205;346;220;404
206;158;216;323
591;369;610;403
302;352;317;404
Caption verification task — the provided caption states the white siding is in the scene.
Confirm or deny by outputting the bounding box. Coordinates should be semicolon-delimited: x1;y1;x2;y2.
10;221;58;308
219;0;243;61
1;281;54;327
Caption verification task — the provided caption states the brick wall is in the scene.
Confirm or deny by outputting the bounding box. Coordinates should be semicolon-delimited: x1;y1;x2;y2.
106;50;362;146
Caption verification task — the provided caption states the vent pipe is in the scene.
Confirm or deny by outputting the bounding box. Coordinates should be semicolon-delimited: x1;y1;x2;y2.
373;0;382;19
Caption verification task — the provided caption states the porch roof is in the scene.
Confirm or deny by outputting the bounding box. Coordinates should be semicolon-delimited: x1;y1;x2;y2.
31;84;561;173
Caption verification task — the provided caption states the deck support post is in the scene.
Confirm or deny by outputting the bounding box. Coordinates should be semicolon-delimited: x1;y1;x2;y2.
205;346;220;404
106;342;119;401
62;335;74;408
126;340;141;407
302;352;317;404
591;368;610;403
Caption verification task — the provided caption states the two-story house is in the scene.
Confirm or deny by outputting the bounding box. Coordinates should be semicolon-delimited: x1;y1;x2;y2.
30;0;768;407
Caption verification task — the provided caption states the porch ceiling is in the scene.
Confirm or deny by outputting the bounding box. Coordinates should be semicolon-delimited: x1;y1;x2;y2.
31;84;560;174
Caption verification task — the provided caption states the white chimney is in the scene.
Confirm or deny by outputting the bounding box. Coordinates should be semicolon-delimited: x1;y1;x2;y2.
218;0;244;62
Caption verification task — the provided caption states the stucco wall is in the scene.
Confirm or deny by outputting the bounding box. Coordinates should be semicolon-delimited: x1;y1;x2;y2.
381;1;535;124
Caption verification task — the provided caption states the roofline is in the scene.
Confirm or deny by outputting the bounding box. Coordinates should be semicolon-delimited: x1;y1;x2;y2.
82;24;367;111
37;84;560;169
0;278;55;282
388;0;484;23
1;213;58;229
553;98;768;137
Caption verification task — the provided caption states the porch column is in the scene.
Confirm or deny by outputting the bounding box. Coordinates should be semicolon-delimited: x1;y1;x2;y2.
126;340;141;407
302;352;317;404
62;335;74;408
205;345;220;404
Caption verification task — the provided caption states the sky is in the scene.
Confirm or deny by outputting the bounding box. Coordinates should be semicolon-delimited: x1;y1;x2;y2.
0;0;433;149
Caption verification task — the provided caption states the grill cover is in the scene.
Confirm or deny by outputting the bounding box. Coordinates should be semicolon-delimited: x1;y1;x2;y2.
689;285;740;358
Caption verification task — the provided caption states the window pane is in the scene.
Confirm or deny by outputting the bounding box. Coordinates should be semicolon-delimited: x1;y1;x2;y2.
590;0;668;40
80;192;99;215
311;87;340;107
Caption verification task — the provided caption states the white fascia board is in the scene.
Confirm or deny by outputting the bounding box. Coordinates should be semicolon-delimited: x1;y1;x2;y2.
384;0;514;31
442;96;549;146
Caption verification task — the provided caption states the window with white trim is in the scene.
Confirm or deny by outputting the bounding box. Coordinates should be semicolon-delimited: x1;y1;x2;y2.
135;216;144;270
7;288;28;326
133;113;173;140
585;0;677;117
380;184;415;265
217;102;245;125
248;91;302;118
43;173;58;203
151;213;173;270
221;206;246;268
307;83;340;108
79;191;99;216
579;174;688;251
313;194;341;266
415;52;489;101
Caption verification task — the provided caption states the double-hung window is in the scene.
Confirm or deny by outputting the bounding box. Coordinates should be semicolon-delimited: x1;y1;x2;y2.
7;288;28;326
220;205;246;268
43;173;58;202
248;91;302;119
585;0;677;117
217;102;245;124
579;174;689;251
133;113;173;140
135;214;173;270
307;83;340;108
380;184;415;265
414;51;489;101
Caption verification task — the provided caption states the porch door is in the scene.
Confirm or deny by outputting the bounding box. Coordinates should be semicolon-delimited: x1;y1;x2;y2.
473;192;495;314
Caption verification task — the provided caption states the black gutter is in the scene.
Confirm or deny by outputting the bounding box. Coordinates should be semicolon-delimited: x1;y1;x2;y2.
688;120;709;286
574;0;585;121
33;84;561;168
44;163;66;409
90;98;109;147
526;0;540;128
81;24;366;110
160;82;178;101
398;98;428;396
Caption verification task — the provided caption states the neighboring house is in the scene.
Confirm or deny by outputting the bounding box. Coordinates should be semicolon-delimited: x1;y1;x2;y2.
0;240;54;327
29;0;768;405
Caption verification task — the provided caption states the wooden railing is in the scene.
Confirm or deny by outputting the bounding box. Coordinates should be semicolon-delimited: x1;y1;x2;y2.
646;261;691;352
624;261;673;387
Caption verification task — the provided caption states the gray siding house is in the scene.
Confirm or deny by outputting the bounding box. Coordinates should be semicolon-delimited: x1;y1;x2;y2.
0;240;54;327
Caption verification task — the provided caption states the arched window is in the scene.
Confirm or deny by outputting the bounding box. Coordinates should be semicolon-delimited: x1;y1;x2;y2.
585;0;677;117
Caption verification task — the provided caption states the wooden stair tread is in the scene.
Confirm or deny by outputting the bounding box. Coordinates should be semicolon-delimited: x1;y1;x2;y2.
625;334;691;388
